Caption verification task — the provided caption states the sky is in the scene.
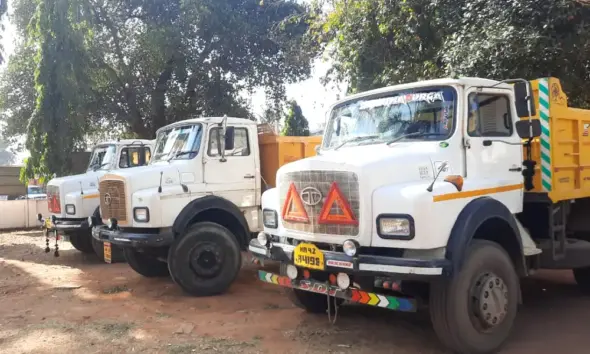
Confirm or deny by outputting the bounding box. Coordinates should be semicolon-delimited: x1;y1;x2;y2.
0;0;346;134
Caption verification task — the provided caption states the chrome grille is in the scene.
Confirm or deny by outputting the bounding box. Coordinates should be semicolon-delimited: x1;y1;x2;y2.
279;171;359;236
99;180;127;222
47;185;61;213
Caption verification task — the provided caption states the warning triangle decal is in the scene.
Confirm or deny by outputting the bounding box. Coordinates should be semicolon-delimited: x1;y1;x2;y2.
282;183;310;223
319;182;358;225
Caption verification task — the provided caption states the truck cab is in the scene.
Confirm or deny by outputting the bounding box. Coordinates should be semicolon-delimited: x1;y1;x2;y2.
92;116;320;295
250;77;563;354
40;140;153;259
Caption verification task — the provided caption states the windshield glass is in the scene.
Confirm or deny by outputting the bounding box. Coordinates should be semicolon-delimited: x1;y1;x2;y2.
87;145;117;171
323;86;457;149
151;124;203;163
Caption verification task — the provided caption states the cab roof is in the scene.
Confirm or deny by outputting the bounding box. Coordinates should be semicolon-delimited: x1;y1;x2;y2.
156;116;256;135
331;77;514;109
97;139;154;146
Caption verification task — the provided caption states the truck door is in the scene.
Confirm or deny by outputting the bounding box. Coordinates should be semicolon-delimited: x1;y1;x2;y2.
204;124;258;209
464;88;524;213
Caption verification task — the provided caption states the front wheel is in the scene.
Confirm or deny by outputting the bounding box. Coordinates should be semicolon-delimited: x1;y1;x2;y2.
167;222;242;296
124;248;169;277
429;240;519;354
280;264;342;314
69;231;94;254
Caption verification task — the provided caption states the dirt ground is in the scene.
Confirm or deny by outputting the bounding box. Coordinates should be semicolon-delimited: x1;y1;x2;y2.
1;230;590;354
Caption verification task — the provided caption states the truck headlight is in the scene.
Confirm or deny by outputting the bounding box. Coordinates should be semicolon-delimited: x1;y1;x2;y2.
262;209;278;228
65;204;76;215
377;215;415;240
133;207;150;222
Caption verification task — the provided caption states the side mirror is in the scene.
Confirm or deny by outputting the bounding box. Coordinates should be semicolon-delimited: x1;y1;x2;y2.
224;126;235;151
515;120;541;139
514;82;536;118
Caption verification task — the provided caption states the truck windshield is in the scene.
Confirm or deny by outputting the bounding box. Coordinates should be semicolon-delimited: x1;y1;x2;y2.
151;123;203;163
323;86;457;149
87;145;117;171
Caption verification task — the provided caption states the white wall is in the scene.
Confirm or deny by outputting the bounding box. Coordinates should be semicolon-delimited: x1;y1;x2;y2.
0;200;49;230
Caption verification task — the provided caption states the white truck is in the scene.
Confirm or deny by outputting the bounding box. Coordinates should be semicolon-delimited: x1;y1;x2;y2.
91;117;320;295
250;77;590;353
39;139;154;261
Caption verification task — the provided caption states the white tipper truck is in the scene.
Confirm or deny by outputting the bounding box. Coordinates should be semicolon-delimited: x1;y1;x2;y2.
39;139;154;261
250;77;590;353
91;117;320;295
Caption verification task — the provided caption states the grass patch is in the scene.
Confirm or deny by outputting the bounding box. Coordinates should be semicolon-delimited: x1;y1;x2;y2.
91;321;134;337
102;285;130;294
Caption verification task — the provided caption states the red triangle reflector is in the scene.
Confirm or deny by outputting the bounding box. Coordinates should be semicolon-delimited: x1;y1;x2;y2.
318;182;358;225
282;183;309;223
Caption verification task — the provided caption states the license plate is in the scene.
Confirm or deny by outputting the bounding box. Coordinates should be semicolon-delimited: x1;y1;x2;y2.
293;243;325;270
103;242;112;264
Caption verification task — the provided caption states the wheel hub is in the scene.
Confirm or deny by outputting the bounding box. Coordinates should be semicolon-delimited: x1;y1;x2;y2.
471;272;508;330
189;242;223;278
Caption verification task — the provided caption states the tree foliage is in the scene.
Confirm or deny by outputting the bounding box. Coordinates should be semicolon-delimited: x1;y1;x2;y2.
316;0;590;107
281;100;309;136
1;0;316;178
0;0;7;64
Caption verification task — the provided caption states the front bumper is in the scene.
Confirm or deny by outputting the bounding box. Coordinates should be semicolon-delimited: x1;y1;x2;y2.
39;216;89;233
92;225;174;248
249;239;450;277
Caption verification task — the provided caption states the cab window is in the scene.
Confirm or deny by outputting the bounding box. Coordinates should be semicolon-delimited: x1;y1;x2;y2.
119;146;152;168
208;127;250;157
467;94;513;137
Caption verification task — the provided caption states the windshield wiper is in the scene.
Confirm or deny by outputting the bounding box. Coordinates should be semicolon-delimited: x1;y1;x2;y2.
334;135;380;150
386;132;447;146
168;150;199;161
92;162;110;171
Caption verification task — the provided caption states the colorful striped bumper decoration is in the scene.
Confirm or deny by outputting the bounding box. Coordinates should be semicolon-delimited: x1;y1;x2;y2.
258;271;417;312
538;78;552;192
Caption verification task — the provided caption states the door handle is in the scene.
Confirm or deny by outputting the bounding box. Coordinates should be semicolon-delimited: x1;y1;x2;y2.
244;174;255;179
509;167;522;172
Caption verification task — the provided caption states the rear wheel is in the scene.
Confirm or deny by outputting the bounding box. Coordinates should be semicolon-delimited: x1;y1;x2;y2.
124;248;169;277
280;264;342;314
167;222;242;296
68;231;94;254
429;240;519;354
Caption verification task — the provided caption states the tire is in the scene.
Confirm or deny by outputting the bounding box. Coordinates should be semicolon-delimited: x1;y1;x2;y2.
573;267;590;294
68;230;94;254
167;222;242;296
280;263;343;314
429;240;519;354
89;207;125;263
124;248;169;277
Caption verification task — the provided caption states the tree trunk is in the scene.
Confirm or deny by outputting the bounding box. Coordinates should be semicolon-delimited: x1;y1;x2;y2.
151;57;176;136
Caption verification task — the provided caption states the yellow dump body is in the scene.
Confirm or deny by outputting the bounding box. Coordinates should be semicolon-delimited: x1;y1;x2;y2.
258;126;322;187
527;78;590;202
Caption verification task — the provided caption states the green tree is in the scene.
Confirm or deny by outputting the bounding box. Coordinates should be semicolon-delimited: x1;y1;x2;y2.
281;100;310;136
315;0;590;107
0;0;7;64
1;0;317;178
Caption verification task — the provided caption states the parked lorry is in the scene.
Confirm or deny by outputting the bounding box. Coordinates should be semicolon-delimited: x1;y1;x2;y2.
249;77;590;353
91;117;321;295
39;139;154;261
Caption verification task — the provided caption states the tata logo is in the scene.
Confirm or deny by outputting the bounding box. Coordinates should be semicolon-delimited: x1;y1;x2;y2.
300;187;322;206
104;193;112;206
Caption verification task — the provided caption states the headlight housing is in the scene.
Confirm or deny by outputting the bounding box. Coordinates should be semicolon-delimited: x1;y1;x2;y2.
262;209;278;229
133;207;150;222
65;204;76;215
376;214;415;240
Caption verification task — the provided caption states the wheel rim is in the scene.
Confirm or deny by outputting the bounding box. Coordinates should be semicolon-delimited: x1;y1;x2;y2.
470;272;509;332
189;242;224;278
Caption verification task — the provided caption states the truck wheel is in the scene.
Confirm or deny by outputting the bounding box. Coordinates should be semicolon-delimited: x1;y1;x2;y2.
68;231;94;254
429;240;519;354
124;248;169;277
91;237;125;263
573;267;590;293
280;264;342;314
167;222;241;296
